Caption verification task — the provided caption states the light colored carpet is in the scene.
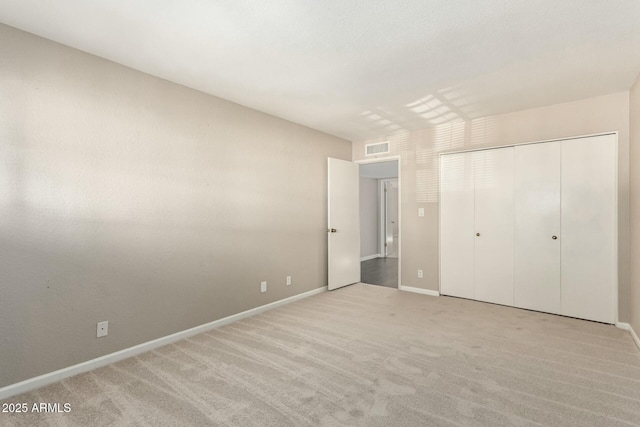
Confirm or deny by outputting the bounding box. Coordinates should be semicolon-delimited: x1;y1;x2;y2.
1;283;639;426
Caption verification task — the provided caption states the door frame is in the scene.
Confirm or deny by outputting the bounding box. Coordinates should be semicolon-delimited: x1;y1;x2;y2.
356;156;402;288
380;178;399;258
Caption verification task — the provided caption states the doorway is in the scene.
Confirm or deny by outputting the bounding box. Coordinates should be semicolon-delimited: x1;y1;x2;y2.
358;159;400;288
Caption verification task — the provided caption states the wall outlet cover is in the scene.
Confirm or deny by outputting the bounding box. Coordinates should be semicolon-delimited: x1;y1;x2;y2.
261;281;267;293
286;276;292;286
97;321;108;338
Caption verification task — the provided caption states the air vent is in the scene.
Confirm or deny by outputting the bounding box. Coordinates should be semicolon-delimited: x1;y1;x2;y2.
365;141;390;156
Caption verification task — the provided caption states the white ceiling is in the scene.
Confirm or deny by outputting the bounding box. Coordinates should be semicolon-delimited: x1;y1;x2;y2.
1;1;640;141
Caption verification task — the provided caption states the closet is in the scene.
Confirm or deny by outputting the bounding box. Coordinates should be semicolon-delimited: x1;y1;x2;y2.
440;134;617;324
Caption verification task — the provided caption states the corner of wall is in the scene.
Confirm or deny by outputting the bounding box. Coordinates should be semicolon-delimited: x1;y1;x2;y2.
629;72;640;335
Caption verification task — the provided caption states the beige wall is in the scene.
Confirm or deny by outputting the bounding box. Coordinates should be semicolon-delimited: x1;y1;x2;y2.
0;24;351;387
630;74;640;334
353;92;631;322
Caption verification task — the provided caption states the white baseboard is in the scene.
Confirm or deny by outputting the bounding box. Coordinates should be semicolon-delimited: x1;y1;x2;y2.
616;322;640;351
0;286;327;401
360;254;382;261
616;322;630;330
399;285;440;297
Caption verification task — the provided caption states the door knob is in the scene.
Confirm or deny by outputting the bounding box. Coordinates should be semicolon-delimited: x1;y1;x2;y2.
327;228;337;233
552;235;557;240
476;232;480;237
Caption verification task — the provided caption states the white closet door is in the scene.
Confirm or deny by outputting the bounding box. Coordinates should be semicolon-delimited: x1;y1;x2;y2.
474;147;514;306
514;142;561;314
561;135;616;323
440;152;475;299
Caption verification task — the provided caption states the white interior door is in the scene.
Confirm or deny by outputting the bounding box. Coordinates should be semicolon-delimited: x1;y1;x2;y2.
474;147;514;306
440;152;475;299
385;179;399;258
514;142;561;314
328;158;361;290
561;135;616;323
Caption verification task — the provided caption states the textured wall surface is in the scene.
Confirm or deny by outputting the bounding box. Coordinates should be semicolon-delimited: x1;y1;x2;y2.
630;74;640;334
353;92;631;321
0;24;351;387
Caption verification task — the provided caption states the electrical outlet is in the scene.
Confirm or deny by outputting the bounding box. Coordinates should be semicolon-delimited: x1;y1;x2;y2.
261;281;267;293
417;270;423;278
286;275;292;286
97;321;108;338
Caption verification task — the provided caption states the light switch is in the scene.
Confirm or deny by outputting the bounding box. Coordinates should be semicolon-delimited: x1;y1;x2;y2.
418;208;425;217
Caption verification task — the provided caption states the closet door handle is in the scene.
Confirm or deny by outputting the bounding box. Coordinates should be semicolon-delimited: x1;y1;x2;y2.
552;235;557;240
476;233;480;237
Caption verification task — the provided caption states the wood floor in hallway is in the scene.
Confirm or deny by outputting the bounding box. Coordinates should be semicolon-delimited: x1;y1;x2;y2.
360;257;398;288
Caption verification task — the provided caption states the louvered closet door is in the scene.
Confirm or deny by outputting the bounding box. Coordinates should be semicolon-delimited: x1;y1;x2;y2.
514;142;561;314
473;147;514;306
561;135;616;323
440;152;475;299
